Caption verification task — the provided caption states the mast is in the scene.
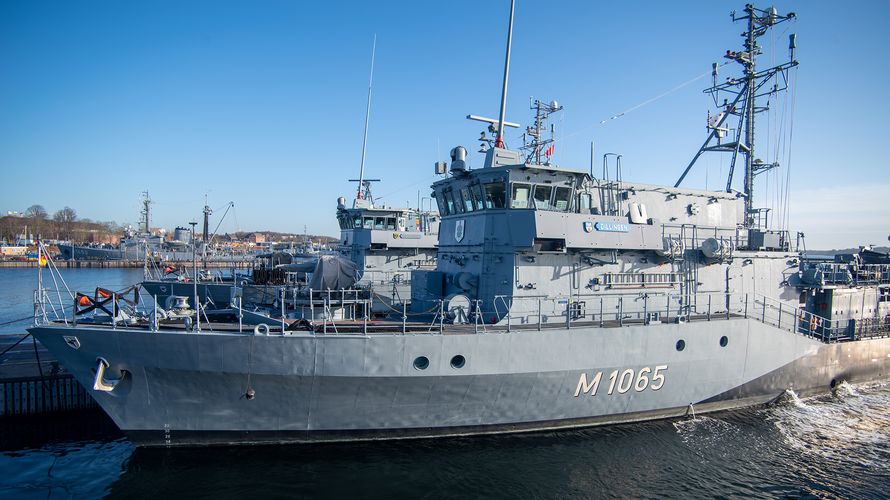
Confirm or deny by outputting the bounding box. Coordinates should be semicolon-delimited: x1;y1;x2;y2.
357;34;377;200
522;98;562;164
141;191;152;233
494;0;516;149
742;5;758;225
202;198;211;245
674;4;797;230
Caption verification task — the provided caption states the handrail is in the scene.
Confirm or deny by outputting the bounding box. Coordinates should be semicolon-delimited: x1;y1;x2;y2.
35;277;888;344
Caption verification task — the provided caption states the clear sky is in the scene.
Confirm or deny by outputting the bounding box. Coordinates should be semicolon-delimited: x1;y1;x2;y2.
1;1;888;249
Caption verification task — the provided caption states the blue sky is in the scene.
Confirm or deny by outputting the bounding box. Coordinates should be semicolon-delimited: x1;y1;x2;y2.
1;1;888;249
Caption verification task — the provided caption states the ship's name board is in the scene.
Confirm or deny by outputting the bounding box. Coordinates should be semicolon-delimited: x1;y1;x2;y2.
574;365;667;397
594;222;629;233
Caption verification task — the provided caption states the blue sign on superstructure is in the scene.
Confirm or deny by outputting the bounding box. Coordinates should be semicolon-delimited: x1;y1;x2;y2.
594;222;630;233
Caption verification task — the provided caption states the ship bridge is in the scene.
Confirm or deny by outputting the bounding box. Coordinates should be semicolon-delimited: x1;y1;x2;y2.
412;146;785;327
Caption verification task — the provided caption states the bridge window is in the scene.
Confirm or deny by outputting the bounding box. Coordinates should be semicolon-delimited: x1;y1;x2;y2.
434;193;447;216
553;187;572;211
461;187;475;212
533;185;553;210
470;184;484;211
353;216;362;228
374;217;387;230
386;217;397;231
511;183;531;209
363;217;374;229
579;193;592;213
444;190;457;215
452;190;465;214
483;182;506;209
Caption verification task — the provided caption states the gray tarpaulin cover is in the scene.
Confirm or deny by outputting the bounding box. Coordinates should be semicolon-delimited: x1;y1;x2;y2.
308;255;359;290
277;257;319;273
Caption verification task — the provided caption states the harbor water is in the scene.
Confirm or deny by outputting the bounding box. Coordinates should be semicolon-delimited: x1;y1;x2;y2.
1;269;888;498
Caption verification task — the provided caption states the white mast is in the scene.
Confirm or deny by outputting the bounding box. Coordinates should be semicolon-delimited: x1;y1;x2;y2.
357;34;377;200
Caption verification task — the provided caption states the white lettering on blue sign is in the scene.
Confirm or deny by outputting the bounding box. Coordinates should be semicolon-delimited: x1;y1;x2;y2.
594;222;629;233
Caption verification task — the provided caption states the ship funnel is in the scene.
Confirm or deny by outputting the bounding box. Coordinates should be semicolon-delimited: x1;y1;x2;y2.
450;146;468;172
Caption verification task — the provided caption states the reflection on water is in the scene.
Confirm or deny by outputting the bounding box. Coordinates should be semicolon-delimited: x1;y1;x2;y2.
2;381;885;499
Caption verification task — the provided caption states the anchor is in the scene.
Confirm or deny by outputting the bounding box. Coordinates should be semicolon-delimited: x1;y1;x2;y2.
92;358;122;392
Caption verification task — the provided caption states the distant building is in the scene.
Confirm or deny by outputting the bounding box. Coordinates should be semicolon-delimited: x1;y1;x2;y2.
246;233;267;244
0;245;27;257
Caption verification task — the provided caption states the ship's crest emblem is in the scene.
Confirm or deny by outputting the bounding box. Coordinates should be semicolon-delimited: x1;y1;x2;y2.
63;336;81;350
583;221;593;233
455;220;465;242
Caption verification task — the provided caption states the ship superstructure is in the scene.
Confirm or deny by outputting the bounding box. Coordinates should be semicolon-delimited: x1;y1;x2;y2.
336;182;439;309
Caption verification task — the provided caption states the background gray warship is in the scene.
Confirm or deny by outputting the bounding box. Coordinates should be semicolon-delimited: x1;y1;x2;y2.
25;2;890;446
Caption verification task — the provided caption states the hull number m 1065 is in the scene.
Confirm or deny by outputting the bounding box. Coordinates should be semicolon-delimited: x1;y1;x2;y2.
574;365;668;397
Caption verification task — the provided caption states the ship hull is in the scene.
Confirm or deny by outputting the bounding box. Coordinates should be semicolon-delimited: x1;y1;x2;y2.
28;320;890;447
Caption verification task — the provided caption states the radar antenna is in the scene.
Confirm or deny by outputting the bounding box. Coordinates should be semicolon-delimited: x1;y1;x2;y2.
674;4;797;230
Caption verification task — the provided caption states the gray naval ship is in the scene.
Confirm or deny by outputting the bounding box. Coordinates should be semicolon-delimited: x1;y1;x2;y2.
58;192;249;263
336;180;439;311
27;3;890;446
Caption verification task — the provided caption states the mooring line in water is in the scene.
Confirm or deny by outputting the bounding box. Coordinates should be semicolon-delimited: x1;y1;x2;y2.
0;315;33;327
0;331;32;357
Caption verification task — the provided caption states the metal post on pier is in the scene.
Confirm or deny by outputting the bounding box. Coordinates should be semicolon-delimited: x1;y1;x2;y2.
402;301;407;334
112;293;117;330
153;294;158;333
537;298;542;331
439;300;445;334
281;289;286;334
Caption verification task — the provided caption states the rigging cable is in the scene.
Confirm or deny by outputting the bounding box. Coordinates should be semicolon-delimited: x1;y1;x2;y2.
545;62;734;151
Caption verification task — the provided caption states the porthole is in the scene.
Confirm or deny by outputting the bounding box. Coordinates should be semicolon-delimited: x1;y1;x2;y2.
413;356;429;370
450;355;466;369
830;378;838;389
719;336;728;347
676;339;686;352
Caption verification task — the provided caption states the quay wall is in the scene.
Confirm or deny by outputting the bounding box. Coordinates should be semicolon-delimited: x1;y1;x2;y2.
0;260;253;269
